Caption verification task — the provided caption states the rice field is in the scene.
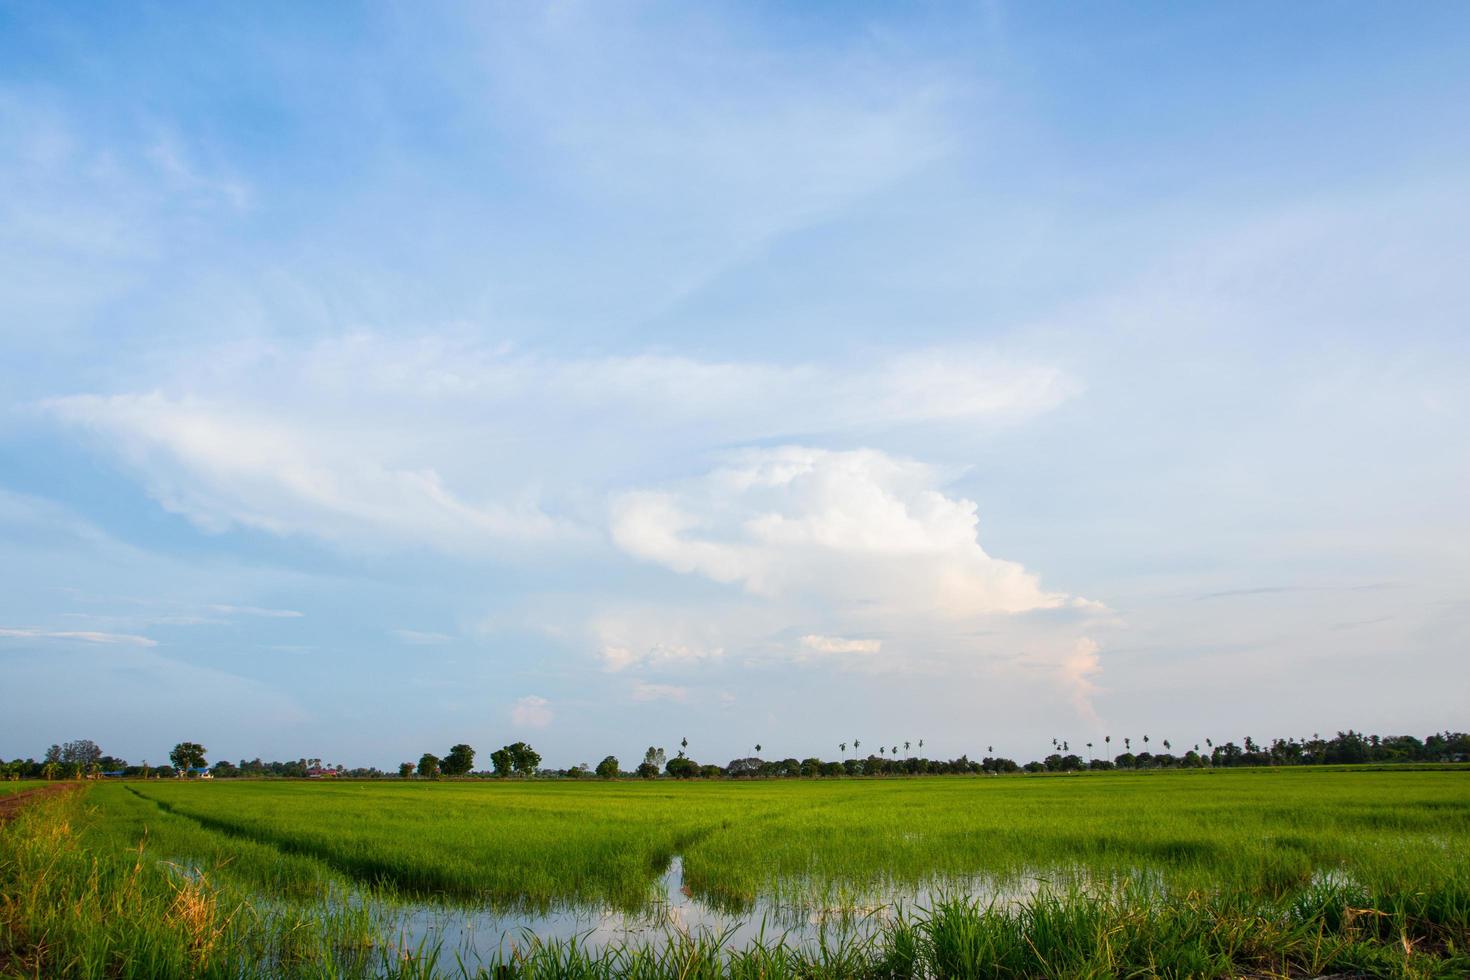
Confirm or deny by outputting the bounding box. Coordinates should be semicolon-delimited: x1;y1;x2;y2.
2;767;1467;978
0;781;44;797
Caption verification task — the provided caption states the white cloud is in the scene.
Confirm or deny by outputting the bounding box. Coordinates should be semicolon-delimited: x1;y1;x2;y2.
601;641;723;673
44;389;573;550
41;334;1071;557
592;608;728;672
1061;637;1102;722
630;682;689;703
0;627;156;647
391;629;454;645
801;634;882;656
208;604;303;618
612;446;1079;618
510;694;553;729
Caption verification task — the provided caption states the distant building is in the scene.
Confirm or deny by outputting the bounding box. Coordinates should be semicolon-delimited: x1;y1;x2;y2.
304;767;338;778
188;767;213;779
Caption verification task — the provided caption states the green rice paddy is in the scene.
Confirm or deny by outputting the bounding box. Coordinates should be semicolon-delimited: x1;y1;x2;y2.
0;782;43;797
3;767;1468;978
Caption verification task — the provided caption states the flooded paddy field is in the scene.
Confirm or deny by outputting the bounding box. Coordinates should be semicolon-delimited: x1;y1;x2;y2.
3;768;1468;977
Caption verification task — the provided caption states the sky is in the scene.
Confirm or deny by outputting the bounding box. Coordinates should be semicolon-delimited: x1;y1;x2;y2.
1;2;1467;770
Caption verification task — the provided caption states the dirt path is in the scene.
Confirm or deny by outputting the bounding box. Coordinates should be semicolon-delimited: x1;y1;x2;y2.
0;783;81;824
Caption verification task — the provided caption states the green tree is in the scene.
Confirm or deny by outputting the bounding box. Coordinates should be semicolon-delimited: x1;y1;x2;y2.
62;740;103;766
490;748;512;776
417;753;440;778
442;743;476;776
398;762;415;779
666;756;699;778
636;746;663;778
170;742;207;772
508;742;540;774
595;755;619;778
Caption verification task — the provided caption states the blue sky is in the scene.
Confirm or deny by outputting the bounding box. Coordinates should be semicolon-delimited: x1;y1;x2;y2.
2;2;1467;769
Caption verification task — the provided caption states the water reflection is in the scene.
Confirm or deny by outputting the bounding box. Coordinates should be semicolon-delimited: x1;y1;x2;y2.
386;855;1048;963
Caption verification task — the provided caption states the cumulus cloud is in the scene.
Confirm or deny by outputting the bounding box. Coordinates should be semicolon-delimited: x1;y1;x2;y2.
0;627;156;647
510;694;553;728
801;634;881;655
612;446;1081;618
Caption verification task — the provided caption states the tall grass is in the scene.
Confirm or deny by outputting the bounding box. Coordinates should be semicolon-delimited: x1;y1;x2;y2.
0;786;391;977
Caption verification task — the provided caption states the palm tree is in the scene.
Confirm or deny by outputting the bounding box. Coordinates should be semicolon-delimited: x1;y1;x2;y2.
754;743;762;755
1086;741;1094;762
1143;734;1150;750
840;742;847;756
904;741;910;753
854;738;861;752
1162;739;1171;752
987;745;993;754
918;739;924;752
879;746;886;756
1105;735;1111;750
1125;737;1131;752
680;737;688;757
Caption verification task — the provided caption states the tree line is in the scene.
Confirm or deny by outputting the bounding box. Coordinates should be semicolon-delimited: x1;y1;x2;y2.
3;729;1466;782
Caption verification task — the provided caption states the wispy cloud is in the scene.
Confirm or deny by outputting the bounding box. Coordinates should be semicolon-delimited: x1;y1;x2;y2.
0;627;156;647
800;634;881;656
208;604;303;618
391;629;454;645
1195;584;1396;601
630;682;689;703
42;339;1073;558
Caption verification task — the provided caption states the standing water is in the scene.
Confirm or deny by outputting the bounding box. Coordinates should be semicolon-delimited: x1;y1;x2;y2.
384;855;1049;964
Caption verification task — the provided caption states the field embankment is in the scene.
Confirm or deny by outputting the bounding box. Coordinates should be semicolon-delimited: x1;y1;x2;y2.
0;781;77;823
